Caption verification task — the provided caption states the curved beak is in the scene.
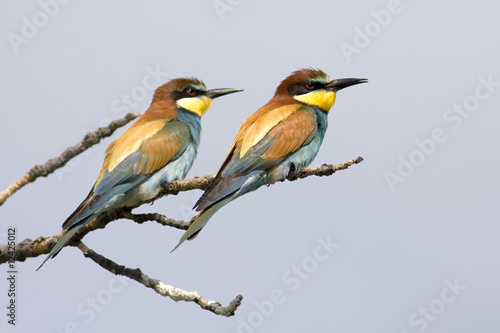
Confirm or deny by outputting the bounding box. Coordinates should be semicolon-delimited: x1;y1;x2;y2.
325;78;368;92
206;88;243;99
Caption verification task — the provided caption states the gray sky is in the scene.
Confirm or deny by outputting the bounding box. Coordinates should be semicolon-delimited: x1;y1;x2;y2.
1;1;499;332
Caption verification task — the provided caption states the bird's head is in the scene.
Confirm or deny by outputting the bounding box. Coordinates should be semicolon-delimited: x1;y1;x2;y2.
153;78;242;117
275;68;367;112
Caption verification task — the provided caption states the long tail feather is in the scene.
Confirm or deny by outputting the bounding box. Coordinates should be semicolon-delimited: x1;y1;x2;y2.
36;225;83;271
171;199;229;252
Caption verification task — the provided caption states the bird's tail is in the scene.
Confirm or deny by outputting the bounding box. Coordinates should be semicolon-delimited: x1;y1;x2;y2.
36;224;83;271
171;198;229;252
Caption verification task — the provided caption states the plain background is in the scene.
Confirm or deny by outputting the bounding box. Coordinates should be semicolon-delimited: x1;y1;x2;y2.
1;1;499;332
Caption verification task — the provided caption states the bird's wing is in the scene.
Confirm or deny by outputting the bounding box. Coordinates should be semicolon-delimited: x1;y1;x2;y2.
195;104;316;211
224;104;316;174
62;119;191;230
93;119;190;194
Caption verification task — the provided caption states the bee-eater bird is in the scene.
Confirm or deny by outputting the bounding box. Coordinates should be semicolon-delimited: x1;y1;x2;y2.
172;68;366;251
37;78;242;270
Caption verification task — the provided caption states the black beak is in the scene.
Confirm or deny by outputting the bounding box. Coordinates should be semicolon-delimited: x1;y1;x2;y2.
325;78;368;92
206;88;243;99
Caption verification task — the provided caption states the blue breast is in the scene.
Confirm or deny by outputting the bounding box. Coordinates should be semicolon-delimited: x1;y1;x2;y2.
286;106;328;171
177;108;202;147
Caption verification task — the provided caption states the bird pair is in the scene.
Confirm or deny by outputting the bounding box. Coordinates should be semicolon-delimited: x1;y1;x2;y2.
37;68;367;270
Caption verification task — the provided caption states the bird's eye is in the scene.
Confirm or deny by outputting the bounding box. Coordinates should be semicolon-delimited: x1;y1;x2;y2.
305;82;315;90
186;88;196;96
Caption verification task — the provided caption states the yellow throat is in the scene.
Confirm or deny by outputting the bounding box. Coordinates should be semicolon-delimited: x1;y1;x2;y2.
176;95;212;117
294;90;336;112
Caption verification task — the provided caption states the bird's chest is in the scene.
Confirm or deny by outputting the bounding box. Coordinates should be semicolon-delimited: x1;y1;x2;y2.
294;109;328;164
128;117;201;204
130;142;198;204
267;110;328;183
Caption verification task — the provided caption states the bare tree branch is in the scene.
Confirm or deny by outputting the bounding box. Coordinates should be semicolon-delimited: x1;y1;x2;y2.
152;155;365;203
0;112;141;206
0;157;364;265
77;242;243;317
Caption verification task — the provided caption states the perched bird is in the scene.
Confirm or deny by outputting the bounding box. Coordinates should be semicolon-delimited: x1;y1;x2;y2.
38;78;242;270
173;68;366;251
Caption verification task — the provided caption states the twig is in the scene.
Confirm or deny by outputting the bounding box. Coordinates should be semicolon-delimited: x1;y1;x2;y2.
0;210;187;264
287;156;364;180
77;242;243;317
119;211;191;230
0;112;141;206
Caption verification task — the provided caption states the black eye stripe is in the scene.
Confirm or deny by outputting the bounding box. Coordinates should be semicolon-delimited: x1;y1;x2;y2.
170;87;205;101
287;81;326;96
